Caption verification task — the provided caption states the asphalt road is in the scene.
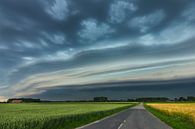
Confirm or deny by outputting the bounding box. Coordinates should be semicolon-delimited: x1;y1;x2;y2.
78;104;172;129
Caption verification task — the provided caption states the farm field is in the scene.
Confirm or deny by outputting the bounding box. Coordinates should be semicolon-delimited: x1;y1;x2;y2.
0;102;134;129
145;103;195;129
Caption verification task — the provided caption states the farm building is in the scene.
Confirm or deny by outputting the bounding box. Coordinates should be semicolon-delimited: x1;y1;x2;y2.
7;98;41;103
11;99;23;103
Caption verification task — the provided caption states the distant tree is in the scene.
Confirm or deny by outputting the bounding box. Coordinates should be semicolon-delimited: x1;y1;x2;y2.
93;97;108;102
127;99;136;102
187;96;195;101
178;97;187;101
174;98;178;102
135;97;169;102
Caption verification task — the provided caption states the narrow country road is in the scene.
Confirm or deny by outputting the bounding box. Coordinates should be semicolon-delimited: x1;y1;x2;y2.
78;104;172;129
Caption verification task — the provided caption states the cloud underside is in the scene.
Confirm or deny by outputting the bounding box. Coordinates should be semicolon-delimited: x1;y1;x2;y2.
45;0;69;20
0;0;195;98
129;10;165;33
5;57;195;97
28;80;195;100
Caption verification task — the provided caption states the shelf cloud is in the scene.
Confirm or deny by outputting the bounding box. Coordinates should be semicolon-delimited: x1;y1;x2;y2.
0;0;195;100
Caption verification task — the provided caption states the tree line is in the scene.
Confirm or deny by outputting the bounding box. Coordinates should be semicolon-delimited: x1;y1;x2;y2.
1;96;195;103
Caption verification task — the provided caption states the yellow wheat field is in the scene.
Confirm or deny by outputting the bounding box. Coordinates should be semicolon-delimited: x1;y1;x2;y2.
147;103;195;122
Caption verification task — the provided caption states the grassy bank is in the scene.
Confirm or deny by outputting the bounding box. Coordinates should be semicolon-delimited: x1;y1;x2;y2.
0;102;135;129
145;104;195;129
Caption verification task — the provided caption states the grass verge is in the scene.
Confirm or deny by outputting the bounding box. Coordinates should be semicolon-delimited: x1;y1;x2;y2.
145;104;195;129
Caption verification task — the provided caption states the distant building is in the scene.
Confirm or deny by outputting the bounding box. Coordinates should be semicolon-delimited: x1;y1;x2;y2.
8;98;41;103
11;99;23;103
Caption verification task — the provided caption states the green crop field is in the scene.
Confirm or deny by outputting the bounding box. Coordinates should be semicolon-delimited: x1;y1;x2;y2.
0;102;134;129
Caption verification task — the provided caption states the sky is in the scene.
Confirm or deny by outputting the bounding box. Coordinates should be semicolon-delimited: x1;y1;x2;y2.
0;0;195;101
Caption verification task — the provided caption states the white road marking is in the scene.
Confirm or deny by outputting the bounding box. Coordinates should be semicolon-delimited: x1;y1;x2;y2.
76;108;130;129
118;123;124;129
118;119;127;129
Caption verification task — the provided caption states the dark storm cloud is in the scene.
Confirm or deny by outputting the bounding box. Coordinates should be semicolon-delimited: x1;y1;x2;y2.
0;0;195;100
0;0;190;48
29;78;195;100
